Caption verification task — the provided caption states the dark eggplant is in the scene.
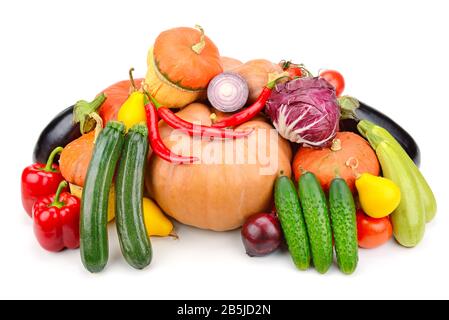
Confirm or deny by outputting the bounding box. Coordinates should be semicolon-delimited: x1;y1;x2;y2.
339;97;420;167
33;94;106;163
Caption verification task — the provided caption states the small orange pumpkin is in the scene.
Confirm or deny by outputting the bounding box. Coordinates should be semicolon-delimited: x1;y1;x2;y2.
145;26;223;108
293;132;380;193
60;131;95;188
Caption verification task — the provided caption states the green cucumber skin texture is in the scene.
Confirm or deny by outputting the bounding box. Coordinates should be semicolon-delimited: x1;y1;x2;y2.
298;172;333;274
329;178;358;275
81;121;125;273
115;125;152;269
275;176;311;270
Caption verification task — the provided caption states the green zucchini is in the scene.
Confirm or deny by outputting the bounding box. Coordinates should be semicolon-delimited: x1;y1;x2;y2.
298;172;333;274
358;120;427;247
358;120;436;223
377;141;426;247
274;175;310;270
329;178;358;275
115;123;152;269
80;121;125;273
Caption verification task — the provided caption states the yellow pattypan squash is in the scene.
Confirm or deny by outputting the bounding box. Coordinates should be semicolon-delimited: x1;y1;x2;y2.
356;173;401;218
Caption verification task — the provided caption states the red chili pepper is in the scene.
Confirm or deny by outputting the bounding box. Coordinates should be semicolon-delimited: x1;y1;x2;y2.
32;181;81;252
145;93;252;139
21;147;65;217
144;102;198;164
157;107;253;139
212;76;287;129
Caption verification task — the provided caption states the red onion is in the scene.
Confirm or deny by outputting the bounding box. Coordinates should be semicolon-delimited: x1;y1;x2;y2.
207;72;249;113
241;213;282;257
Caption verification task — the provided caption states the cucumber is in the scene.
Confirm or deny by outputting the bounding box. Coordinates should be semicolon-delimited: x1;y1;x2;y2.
115;124;152;269
80;121;125;273
274;175;310;270
298;172;333;274
329;178;358;275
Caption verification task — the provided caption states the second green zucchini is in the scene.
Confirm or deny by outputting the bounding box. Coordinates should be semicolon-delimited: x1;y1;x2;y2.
115;123;152;269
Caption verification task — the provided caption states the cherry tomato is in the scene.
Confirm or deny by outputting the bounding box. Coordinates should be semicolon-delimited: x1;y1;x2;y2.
280;61;303;79
320;70;345;97
357;210;393;249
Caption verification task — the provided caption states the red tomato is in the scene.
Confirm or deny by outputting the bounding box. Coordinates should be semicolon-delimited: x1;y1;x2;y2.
279;61;303;79
320;70;345;97
286;66;303;79
357;210;393;249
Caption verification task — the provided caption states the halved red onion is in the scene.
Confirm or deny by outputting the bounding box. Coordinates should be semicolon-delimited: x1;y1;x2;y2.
207;72;249;113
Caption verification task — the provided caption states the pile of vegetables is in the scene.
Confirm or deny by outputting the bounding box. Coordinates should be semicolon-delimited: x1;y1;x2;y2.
20;24;436;274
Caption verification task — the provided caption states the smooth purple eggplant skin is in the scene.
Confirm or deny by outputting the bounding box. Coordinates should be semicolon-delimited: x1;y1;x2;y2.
32;105;81;164
339;101;421;167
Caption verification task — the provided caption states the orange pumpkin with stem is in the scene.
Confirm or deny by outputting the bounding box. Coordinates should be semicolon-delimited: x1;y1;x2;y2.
293;132;380;193
146;103;292;231
145;25;223;108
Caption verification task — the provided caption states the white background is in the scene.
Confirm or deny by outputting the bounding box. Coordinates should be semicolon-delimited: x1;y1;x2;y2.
0;0;448;300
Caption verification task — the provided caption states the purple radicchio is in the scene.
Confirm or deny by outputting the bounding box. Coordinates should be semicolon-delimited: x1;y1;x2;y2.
266;77;340;147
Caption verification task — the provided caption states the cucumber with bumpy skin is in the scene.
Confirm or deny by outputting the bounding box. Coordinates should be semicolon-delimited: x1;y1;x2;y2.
80;121;125;273
329;178;358;275
275;175;310;270
115;123;152;269
298;172;333;274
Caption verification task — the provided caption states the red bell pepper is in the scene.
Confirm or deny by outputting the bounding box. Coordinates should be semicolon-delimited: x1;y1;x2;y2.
32;181;81;252
21;147;65;216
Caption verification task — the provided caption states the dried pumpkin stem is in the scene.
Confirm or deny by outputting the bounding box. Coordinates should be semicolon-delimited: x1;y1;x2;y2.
345;157;361;178
89;112;103;144
331;139;342;152
191;25;206;54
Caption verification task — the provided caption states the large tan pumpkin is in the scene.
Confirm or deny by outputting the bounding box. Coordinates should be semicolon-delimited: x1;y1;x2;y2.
145;103;292;231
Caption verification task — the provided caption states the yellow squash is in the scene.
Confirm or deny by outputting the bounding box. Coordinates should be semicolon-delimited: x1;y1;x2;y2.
117;91;146;131
356;173;401;218
143;198;175;237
